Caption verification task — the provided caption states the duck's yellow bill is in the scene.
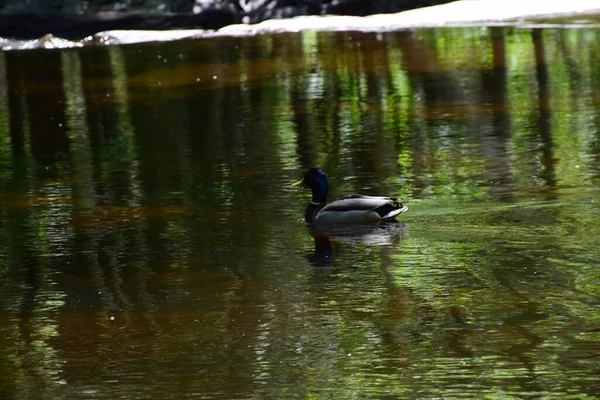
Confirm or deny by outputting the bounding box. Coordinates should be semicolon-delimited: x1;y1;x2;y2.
291;178;304;187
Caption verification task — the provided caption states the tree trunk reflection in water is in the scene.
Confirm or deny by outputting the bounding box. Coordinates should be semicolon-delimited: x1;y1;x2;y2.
533;28;557;194
481;27;513;201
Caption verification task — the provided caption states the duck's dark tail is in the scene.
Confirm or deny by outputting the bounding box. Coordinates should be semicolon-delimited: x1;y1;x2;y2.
374;199;408;220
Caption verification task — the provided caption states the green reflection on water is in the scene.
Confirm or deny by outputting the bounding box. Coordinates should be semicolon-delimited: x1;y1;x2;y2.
1;26;600;399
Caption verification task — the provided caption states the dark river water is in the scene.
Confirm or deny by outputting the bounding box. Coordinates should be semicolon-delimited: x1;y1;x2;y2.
1;26;600;399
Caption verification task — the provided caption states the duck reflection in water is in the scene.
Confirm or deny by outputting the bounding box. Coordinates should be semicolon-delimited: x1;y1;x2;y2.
307;223;409;266
309;235;333;266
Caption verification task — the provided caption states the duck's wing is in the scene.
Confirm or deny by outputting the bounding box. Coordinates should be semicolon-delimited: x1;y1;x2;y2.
316;194;407;223
321;194;397;212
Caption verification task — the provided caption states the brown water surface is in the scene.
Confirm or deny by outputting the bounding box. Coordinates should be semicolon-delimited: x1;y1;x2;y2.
1;27;600;399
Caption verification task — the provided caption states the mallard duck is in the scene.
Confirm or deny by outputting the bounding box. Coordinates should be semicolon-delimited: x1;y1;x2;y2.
292;168;407;224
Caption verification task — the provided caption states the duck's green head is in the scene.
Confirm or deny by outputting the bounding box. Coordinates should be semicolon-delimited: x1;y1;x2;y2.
293;168;329;204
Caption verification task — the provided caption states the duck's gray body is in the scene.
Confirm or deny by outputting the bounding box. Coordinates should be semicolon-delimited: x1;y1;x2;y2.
311;194;408;224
